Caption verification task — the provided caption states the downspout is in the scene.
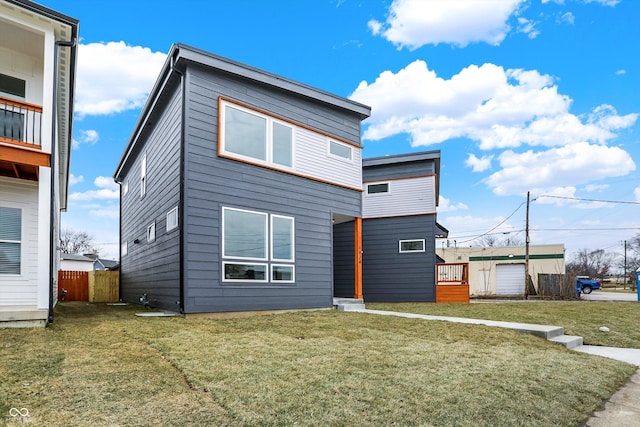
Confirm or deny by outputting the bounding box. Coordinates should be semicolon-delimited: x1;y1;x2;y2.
49;38;77;324
170;52;186;314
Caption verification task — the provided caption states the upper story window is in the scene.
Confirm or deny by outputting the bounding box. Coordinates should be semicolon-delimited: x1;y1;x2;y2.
0;73;26;100
220;100;294;169
166;206;179;232
147;221;156;243
328;140;352;161
140;153;147;198
367;182;390;194
0;207;21;275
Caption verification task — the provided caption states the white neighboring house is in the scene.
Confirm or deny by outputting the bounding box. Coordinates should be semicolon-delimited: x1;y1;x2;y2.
60;253;94;272
0;0;78;327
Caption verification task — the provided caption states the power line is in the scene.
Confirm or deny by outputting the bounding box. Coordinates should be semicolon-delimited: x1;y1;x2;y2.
455;202;526;244
537;195;640;205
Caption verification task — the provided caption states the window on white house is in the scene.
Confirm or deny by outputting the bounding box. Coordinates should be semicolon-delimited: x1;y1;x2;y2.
399;239;425;253
222;207;295;283
166;206;178;232
220;100;294;169
121;240;128;256
367;182;390;194
0;73;26;99
147;222;156;243
328;140;352;161
140;153;147;198
0;207;21;274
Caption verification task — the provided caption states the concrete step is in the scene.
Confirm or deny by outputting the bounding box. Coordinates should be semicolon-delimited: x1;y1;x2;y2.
549;335;584;349
333;298;365;311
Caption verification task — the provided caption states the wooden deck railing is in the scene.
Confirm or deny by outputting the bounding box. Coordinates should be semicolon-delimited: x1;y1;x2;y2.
0;96;42;148
436;263;470;303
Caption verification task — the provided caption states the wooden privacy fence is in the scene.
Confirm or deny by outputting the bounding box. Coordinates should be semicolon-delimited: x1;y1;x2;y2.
58;270;120;302
58;270;89;301
538;273;573;299
436;263;470;303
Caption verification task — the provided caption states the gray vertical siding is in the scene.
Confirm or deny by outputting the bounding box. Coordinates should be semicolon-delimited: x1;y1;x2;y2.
332;220;355;298
362;215;437;302
119;84;182;310
181;66;362;313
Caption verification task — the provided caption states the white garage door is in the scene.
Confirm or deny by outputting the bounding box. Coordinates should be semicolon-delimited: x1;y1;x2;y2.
495;264;525;295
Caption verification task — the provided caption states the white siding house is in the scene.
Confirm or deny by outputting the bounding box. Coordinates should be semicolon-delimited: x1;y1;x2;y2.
0;0;78;327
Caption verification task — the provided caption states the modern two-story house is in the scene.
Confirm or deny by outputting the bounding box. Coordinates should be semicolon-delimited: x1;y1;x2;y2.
114;44;445;314
0;0;78;327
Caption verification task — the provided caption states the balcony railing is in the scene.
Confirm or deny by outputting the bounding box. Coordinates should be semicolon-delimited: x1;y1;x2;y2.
0;96;42;148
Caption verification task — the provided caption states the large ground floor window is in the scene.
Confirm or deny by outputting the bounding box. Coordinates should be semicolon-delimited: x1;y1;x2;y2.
222;207;295;283
0;206;21;275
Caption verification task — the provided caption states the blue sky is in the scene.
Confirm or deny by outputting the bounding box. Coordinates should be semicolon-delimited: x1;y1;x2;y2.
39;0;639;262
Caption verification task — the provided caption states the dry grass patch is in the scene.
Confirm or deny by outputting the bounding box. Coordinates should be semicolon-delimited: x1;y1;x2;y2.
367;301;640;348
0;302;636;426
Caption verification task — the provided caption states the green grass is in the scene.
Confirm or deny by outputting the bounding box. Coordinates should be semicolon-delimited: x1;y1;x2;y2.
0;302;636;426
368;301;640;348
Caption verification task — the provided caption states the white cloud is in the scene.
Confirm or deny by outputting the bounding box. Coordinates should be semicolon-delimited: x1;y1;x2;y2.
584;0;619;6
517;17;540;39
438;196;469;212
483;142;635;196
94;176;118;191
369;0;525;49
559;12;575;25
635;187;640;203
75;41;167;116
69;188;119;202
72;129;99;149
615;69;626;75
350;60;637;150
89;207;120;219
68;174;84;186
465;154;493;172
584;184;609;192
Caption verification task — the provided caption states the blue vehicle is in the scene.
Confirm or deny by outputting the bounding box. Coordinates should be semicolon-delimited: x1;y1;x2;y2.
576;276;602;297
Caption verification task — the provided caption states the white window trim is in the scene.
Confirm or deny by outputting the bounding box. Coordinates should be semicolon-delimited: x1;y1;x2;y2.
366;181;391;195
140;152;147;198
222;207;269;261
147;221;156;243
219;100;295;170
166;206;179;232
121;240;128;257
222;261;269;283
0;206;22;276
270;214;295;262
271;264;295;283
122;180;128;196
399;239;425;253
327;139;353;162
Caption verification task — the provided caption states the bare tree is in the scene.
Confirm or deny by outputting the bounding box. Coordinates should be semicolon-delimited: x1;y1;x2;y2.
566;248;613;280
481;235;499;247
60;229;101;257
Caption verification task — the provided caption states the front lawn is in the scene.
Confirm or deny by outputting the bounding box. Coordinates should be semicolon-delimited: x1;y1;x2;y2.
368;301;640;348
0;302;635;426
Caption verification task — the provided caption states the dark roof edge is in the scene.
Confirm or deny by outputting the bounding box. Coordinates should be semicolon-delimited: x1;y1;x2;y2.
5;0;79;26
174;43;371;120
115;43;372;180
363;150;441;167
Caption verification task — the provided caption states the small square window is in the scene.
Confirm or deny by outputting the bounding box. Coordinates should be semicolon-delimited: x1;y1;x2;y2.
122;181;128;196
166;207;178;232
367;183;389;194
399;239;425;253
328;140;352;161
121;240;128;256
147;222;156;243
272;264;295;283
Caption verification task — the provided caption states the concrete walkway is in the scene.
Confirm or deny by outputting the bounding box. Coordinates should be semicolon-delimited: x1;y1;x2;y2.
354;308;640;426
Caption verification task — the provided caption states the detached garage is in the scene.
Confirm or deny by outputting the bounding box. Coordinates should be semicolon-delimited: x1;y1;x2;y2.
438;244;565;297
495;264;525;296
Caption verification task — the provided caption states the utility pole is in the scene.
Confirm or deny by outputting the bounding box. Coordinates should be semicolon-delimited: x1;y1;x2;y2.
525;191;530;299
624;240;627;290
